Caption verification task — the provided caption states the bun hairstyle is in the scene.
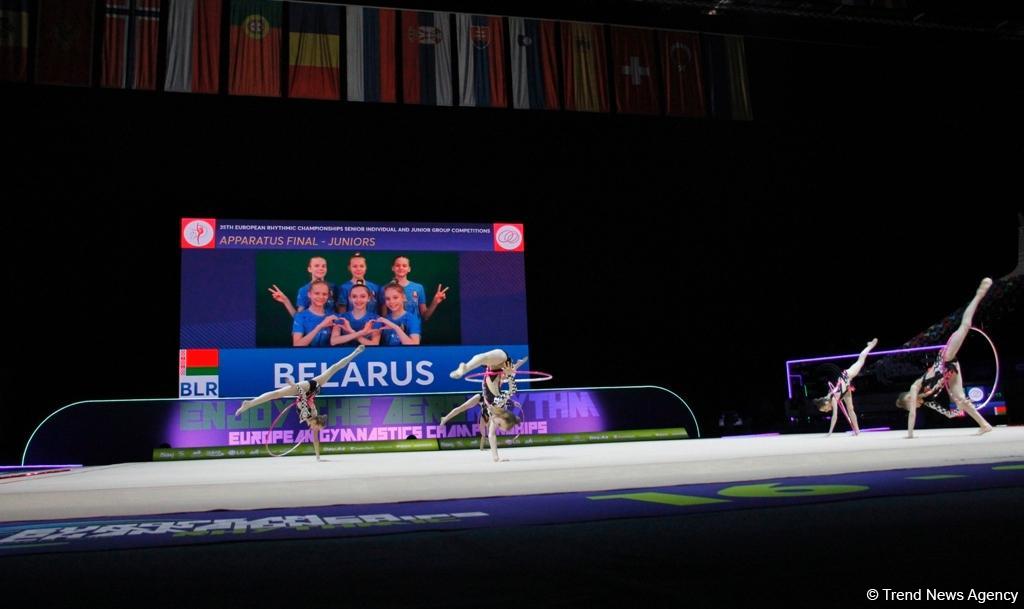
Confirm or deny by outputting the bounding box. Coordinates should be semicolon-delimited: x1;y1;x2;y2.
493;408;520;430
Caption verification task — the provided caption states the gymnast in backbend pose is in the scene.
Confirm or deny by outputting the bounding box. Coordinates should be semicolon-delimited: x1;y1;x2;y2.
896;278;994;439
439;349;527;462
235;345;365;460
814;338;878;437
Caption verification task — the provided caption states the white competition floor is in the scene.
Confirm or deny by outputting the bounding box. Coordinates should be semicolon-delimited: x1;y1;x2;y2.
2;427;1021;522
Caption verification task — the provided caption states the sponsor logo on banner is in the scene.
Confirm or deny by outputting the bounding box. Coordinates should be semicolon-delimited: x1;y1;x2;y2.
493;223;524;252
181;218;216;249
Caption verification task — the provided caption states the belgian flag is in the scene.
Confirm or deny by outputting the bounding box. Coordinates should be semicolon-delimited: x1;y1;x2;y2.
288;3;340;100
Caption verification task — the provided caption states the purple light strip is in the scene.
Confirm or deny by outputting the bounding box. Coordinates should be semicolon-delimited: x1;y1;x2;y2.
854;427;891;433
0;466;82;470
786;344;943;399
789;345;942;365
721;432;780;439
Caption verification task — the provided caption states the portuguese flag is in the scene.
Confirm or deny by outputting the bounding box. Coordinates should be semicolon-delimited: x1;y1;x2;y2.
228;0;281;96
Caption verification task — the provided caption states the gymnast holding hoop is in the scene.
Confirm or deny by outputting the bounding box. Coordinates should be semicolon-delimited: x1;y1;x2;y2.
235;345;365;459
814;338;878;437
440;349;529;462
897;278;995;438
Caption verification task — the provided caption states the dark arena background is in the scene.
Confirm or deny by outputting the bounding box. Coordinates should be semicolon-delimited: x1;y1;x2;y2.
2;1;1023;607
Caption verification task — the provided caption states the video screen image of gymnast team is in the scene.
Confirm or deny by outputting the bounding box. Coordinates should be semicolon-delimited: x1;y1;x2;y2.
179;219;529;402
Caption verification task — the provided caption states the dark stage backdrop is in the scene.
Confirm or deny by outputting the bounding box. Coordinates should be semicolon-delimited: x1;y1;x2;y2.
3;11;1022;463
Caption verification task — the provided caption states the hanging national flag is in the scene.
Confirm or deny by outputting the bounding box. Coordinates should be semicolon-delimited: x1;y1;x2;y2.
702;34;753;121
229;0;281;97
35;0;95;86
610;26;659;114
561;22;608;113
165;0;222;94
660;30;705;118
346;6;396;103
400;10;452;106
0;0;30;82
508;17;558;110
102;0;162;90
455;13;507;108
288;2;340;100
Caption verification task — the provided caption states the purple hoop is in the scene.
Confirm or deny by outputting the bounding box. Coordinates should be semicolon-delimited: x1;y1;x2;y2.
967;326;1000;411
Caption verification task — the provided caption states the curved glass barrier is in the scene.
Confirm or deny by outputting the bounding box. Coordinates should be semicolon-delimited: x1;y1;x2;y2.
23;385;699;465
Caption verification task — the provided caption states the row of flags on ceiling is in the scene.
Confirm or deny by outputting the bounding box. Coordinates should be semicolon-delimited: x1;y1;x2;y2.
0;0;753;119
